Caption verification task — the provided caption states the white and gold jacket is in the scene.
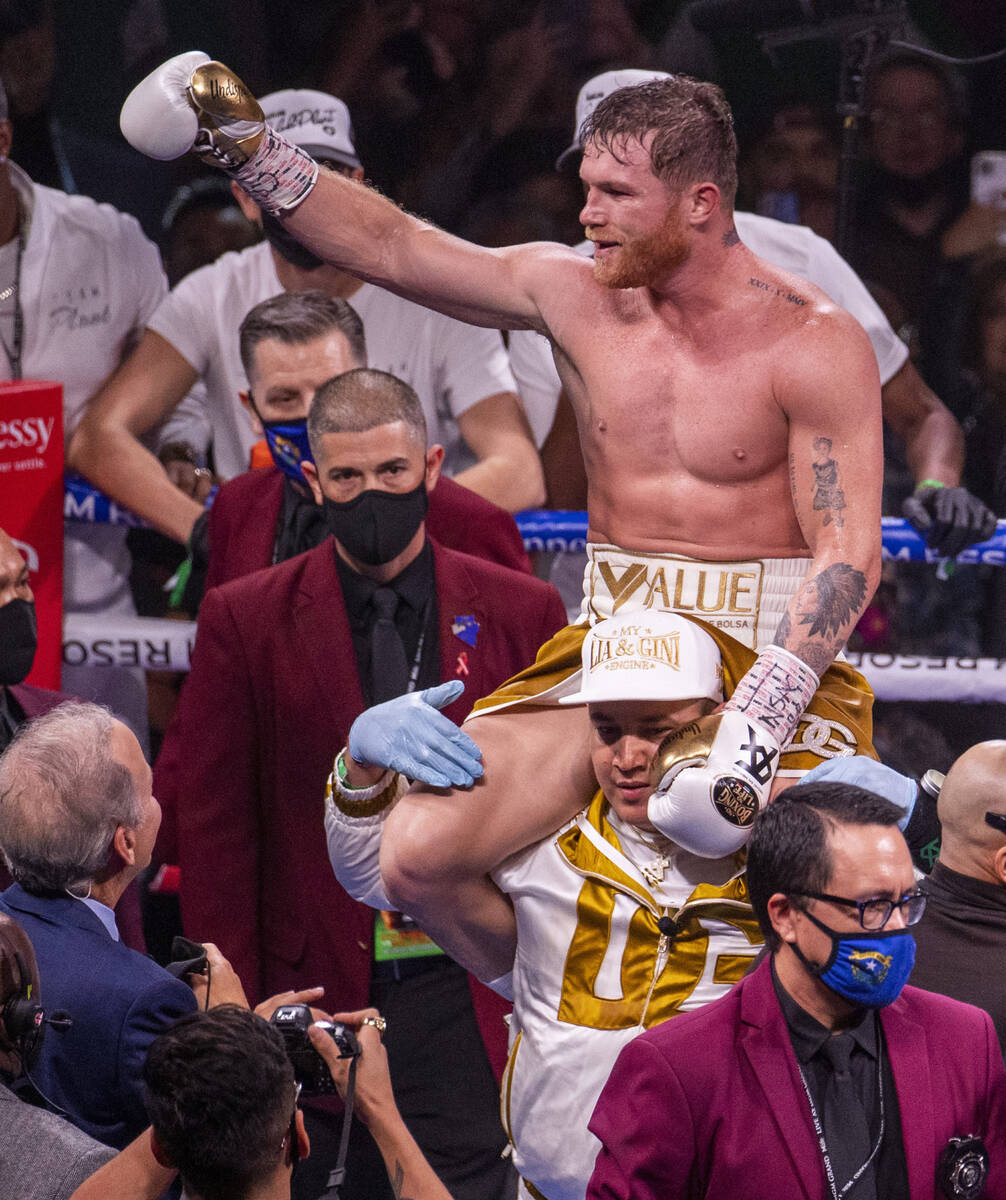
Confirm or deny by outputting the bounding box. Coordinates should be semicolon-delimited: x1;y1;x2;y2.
493;792;762;1200
325;780;763;1200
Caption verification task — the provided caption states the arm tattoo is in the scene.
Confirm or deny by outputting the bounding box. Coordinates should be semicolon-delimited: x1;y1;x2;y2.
795;562;867;639
788;453;801;523
793;639;839;677
811;437;846;527
722;227;740;247
392;1162;416;1200
776;562;868;675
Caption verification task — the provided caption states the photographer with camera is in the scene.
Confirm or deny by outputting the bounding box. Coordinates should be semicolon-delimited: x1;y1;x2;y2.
68;1004;452;1200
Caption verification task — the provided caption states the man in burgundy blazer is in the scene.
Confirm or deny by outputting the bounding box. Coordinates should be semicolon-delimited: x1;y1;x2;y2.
204;464;532;593
588;782;1006;1200
155;367;565;1200
159;534;563;1020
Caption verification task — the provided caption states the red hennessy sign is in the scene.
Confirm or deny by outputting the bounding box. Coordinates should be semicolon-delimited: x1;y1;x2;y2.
0;381;63;687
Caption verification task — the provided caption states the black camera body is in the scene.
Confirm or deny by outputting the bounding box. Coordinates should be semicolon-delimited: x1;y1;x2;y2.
269;1004;360;1096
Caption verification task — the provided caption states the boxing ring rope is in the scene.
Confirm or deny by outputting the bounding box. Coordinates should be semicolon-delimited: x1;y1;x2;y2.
61;480;1006;702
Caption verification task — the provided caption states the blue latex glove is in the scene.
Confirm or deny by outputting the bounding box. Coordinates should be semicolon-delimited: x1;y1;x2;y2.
348;681;483;789
796;756;916;831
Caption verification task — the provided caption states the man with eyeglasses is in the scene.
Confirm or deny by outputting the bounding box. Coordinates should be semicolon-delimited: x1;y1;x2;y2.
588;780;1006;1200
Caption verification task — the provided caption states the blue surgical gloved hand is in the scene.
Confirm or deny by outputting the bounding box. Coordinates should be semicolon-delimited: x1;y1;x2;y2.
797;756;916;831
348;680;483;789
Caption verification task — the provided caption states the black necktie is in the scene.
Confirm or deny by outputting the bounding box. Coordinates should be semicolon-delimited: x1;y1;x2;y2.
820;1033;876;1198
370;586;410;704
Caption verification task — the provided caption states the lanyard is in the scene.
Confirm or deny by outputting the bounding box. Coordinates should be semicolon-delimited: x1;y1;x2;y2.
405;599;431;694
0;202;25;380
796;1050;885;1200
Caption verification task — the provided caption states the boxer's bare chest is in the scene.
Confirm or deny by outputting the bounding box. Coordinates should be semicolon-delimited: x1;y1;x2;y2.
557;295;792;486
544;270;819;553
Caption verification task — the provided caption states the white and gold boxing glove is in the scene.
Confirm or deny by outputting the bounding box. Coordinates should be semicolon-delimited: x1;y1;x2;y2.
647;646;818;857
120;51;317;212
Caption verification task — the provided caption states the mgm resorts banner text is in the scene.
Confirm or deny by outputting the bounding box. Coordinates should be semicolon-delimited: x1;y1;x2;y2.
63;615;197;673
59;615;1006;705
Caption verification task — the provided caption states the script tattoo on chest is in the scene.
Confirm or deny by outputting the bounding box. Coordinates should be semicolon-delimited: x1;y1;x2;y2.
748;277;808;306
811;436;846;527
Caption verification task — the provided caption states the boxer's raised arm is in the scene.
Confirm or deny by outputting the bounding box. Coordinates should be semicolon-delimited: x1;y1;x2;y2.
285;172;569;335
775;308;883;676
121;52;568;337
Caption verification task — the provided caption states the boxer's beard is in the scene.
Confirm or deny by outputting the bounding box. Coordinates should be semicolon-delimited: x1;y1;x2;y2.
592;210;691;289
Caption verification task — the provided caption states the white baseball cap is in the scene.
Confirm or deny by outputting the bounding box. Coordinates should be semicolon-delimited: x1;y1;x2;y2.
559;611;723;706
260;88;361;169
556;68;674;170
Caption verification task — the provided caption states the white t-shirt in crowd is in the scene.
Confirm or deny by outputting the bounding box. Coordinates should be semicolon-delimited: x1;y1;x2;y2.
147;240;519;479
509;212;909;445
5;163;171;615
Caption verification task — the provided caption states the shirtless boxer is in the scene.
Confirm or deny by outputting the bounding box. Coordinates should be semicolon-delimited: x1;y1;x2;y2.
121;58;881;981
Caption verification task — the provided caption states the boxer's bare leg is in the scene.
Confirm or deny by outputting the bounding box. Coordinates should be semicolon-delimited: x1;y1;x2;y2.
380;704;596;981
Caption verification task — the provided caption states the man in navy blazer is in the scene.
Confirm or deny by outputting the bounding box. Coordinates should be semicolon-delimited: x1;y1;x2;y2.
156;367;565;1200
588;781;1006;1200
0;702;198;1149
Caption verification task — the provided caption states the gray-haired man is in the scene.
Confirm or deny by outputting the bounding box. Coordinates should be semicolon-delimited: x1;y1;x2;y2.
0;702;248;1147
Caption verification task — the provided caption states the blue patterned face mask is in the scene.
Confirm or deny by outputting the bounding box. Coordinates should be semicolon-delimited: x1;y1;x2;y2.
261;418;314;484
793;908;916;1009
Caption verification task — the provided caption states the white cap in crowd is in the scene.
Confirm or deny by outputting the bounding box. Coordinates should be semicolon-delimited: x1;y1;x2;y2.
559;610;723;706
260;88;360;169
556;68;673;169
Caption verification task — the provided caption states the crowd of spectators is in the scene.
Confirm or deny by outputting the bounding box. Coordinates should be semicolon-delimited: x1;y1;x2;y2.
0;1;1005;1198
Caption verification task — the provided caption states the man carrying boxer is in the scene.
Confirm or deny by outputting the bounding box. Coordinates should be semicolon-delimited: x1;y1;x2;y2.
120;59;881;982
325;612;767;1200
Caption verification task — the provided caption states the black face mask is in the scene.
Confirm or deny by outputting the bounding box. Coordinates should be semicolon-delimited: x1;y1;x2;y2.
0;598;37;686
323;482;429;566
261;210;326;271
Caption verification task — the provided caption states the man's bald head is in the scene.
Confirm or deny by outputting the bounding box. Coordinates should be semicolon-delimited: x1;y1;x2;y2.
306;367;427;459
937;741;1006;883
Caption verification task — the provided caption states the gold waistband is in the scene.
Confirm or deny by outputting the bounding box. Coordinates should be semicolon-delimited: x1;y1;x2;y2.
581;545;812;650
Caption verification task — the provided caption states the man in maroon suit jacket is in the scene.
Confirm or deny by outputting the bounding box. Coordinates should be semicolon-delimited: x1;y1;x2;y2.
207;467;532;592
156;368;565;1200
195;288;530;605
588;781;1006;1200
